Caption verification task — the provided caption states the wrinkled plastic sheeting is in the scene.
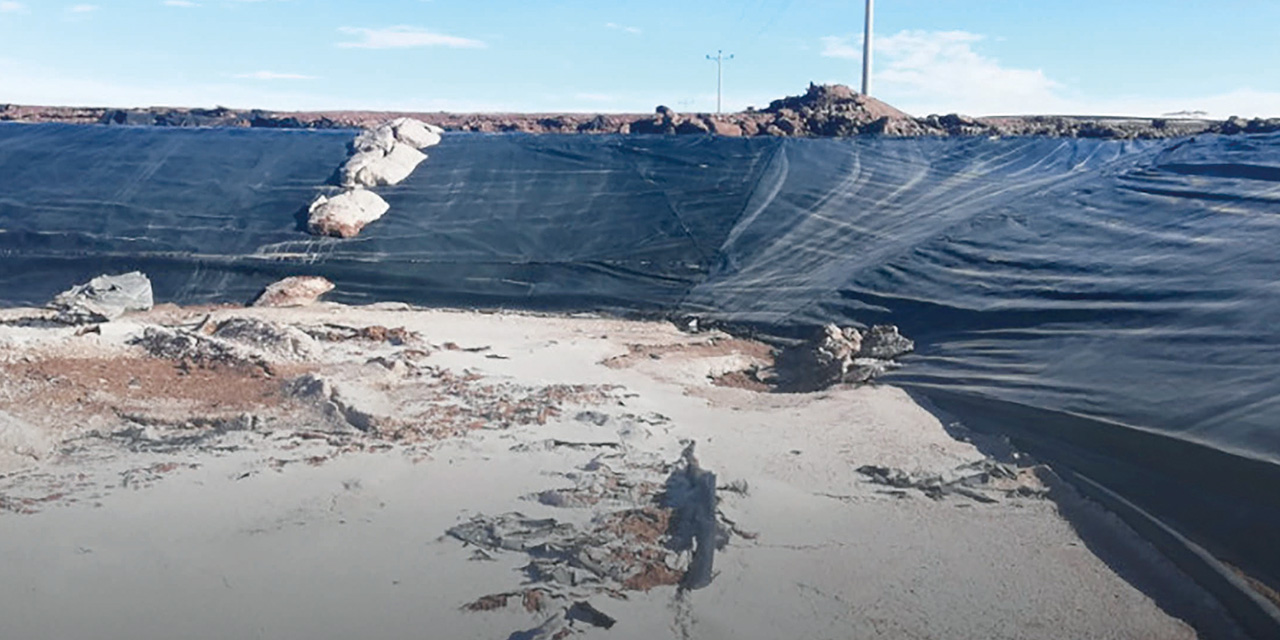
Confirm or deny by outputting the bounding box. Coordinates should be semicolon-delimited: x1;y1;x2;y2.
680;134;1280;460
0;125;775;310
2;123;1280;588
2;125;1280;457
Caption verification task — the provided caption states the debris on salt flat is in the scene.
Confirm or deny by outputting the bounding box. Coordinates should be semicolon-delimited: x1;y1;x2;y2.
449;442;736;638
48;271;153;323
855;459;1049;503
687;322;915;393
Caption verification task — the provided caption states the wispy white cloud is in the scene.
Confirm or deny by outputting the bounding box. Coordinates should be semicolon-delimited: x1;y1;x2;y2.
819;30;1280;118
66;3;98;13
879;30;1058;114
819;36;859;60
336;26;486;50
162;0;199;7
605;22;641;35
0;57;343;110
0;2;27;14
821;30;1057;115
232;70;318;81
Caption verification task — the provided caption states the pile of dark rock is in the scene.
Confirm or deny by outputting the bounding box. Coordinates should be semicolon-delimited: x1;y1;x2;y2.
773;323;915;392
96;107;345;129
624;83;914;138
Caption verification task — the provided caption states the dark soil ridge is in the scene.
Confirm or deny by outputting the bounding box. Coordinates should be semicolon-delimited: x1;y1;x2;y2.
3;83;1278;140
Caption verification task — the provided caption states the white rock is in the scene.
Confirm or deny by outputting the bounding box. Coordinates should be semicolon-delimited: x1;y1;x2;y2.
351;125;397;154
339;142;427;188
307;189;390;238
252;276;335;307
389;117;443;149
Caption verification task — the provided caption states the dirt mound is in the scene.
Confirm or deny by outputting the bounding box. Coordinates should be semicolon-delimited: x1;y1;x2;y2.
10;83;1279;140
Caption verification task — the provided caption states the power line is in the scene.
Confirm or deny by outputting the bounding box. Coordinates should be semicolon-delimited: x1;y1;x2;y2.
747;0;795;43
706;50;735;114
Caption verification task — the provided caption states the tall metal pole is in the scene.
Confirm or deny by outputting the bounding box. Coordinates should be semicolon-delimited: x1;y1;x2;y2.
861;0;874;95
706;50;734;114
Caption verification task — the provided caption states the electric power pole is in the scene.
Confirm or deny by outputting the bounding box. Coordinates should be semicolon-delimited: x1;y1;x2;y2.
862;0;874;95
706;50;735;114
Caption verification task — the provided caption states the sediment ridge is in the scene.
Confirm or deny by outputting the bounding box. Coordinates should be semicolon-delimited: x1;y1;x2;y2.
5;83;1279;139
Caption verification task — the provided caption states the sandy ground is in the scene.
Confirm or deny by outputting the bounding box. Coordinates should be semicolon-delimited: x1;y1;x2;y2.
0;303;1249;639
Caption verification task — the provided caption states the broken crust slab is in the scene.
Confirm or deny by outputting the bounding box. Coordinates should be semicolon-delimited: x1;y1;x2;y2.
306;189;390;239
49;271;154;323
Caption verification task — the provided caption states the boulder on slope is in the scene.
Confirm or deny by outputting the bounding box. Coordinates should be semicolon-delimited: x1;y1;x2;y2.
307;189;390;238
339;143;427;188
388;117;443;149
252;276;335;307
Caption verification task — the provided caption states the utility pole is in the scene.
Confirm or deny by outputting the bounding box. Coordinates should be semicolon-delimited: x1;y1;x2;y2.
706;50;734;114
861;0;874;95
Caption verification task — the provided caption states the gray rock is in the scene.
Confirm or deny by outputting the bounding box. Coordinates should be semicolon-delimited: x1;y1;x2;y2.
49;271;153;322
774;323;914;391
858;325;914;359
338;143;426;188
252;276;335;307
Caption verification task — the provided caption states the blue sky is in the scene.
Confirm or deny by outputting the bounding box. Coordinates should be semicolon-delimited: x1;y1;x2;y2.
2;1;1279;117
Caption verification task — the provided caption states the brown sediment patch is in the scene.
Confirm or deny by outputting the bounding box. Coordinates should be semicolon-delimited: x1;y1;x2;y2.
301;323;421;346
521;588;552;613
0;355;305;422
366;368;619;442
709;369;772;392
1225;562;1280;609
464;593;512;612
602;336;774;369
463;589;557;614
600;507;684;591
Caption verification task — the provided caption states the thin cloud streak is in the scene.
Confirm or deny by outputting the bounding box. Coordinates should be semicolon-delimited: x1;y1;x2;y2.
232;71;318;81
336;26;486;50
605;22;641;35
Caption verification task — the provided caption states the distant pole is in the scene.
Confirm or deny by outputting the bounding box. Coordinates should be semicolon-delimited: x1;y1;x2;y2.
862;0;874;95
706;50;735;114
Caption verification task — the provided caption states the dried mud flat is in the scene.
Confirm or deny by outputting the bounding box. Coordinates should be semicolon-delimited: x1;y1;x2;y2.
0;303;1250;639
